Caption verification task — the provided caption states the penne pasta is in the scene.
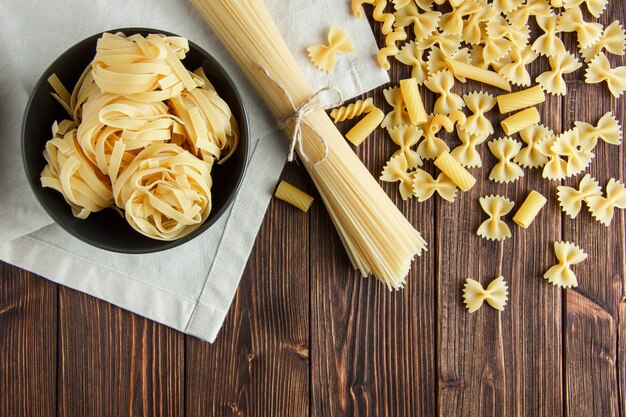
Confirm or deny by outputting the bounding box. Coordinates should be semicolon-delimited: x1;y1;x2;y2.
513;190;547;228
345;108;385;146
501;107;540;135
445;58;511;91
434;150;476;192
399;78;427;125
274;180;315;212
496;85;546;113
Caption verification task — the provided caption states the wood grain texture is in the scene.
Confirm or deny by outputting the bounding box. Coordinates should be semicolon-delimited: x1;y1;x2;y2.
185;162;310;417
0;263;57;417
58;287;184;417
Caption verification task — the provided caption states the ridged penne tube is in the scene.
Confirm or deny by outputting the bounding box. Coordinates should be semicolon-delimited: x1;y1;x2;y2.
345;108;385;146
501;107;540;135
496;85;546;113
513;190;547;228
399;78;427;125
446;58;511;91
274;180;314;212
434;150;476;192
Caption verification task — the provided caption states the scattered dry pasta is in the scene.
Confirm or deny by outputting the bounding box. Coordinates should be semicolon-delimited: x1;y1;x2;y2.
533;15;567;57
330;98;375;123
434;150;476;191
461;92;496;136
274;180;314;212
513;190;547;228
377;26;407;70
507;0;553;29
514;124;551;168
394;2;441;43
497;46;538;87
412;169;457;202
446;58;511;91
585;53;626;98
396;41;429;84
563;0;608;18
557;6;603;48
580;21;626;63
400;78;428;124
463;277;509;313
557;173;602;218
496;85;546;114
536;52;582;95
381;86;412;129
575;112;622;150
544;241;587;288
501;107;541;136
537;135;568;180
552;128;594;176
388;125;423;169
450;127;488;168
488;137;525;183
307;25;355;73
586;178;626;226
424;70;465;115
418;114;454;160
345;108;385;146
477;195;515;241
380;154;415;200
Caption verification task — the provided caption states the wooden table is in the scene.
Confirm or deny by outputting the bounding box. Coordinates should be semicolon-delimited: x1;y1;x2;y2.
2;4;625;417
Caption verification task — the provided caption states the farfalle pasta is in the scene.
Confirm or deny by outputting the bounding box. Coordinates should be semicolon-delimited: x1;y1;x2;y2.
563;0;608;18
497;46;538;87
417;30;462;57
532;15;567;57
506;0;554;29
380;154;414;200
450;126;488;168
412;169;457;202
307;25;355;73
394;2;441;43
462;4;498;45
417;114;453;159
557;174;602;218
586;178;626;226
396;41;429;84
477;195;515;241
427;47;471;79
488;137;524;183
580;21;626;63
585;53;626;98
537;135;568;180
536;52;582;95
424;70;465;115
486;15;530;49
493;0;523;13
388;125;423;169
556;6;603;48
551;128;594;176
461;92;496;136
514;124;551;168
381;86;412;129
575;112;622;150
439;0;481;35
463;277;509;313
544;241;587;288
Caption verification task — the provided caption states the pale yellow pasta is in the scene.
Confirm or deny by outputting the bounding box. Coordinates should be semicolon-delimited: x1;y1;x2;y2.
493;0;523;13
586;178;626;226
330;98;375;123
377;26;407;71
307;25;355;74
506;0;554;29
381;86;412;129
488;137;524;183
532;15;567;57
351;0;375;19
580;21;626;63
513;190;547;228
481;31;514;65
417;31;462;57
461;92;496;136
552;0;563;6
537;135;568;180
424;70;465;114
469;45;490;69
501;107;541;135
396;41;429;84
498;46;538;87
47;74;73;117
486;15;531;49
417;114;453;160
372;0;396;35
544;241;587;288
536;52;582;95
41;123;114;219
345;108;385;146
399;78;427;125
112;143;213;241
439;0;482;35
447;109;467;127
575;112;622;150
551;129;594;176
462;4;498;45
427;47;471;80
563;0;608;18
463;277;509;313
557;174;602;218
387;125;423;169
477;195;515;241
556;6;603;48
380;155;414;200
412;169;457;202
585;53;626;98
446;58;511;91
514;124;551;168
274;180;314;212
450;126;488;168
434;150;476;192
394;2;441;43
496;85;546;113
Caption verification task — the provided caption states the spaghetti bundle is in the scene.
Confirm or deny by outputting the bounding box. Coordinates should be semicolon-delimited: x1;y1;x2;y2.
192;0;426;289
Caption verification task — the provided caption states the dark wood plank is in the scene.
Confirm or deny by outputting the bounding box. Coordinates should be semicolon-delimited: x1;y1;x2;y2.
436;78;563;416
185;162;310;417
0;262;57;417
310;27;437;414
57;288;184;417
562;79;624;417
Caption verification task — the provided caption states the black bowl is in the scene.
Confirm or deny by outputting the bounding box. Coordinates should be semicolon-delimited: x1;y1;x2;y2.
22;28;249;253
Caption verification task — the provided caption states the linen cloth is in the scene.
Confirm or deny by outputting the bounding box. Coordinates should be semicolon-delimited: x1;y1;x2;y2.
0;0;388;342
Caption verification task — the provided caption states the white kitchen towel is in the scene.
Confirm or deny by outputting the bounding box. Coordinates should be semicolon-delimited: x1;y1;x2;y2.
0;0;388;342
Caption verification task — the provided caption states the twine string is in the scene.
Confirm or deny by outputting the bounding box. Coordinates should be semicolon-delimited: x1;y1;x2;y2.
258;66;343;166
